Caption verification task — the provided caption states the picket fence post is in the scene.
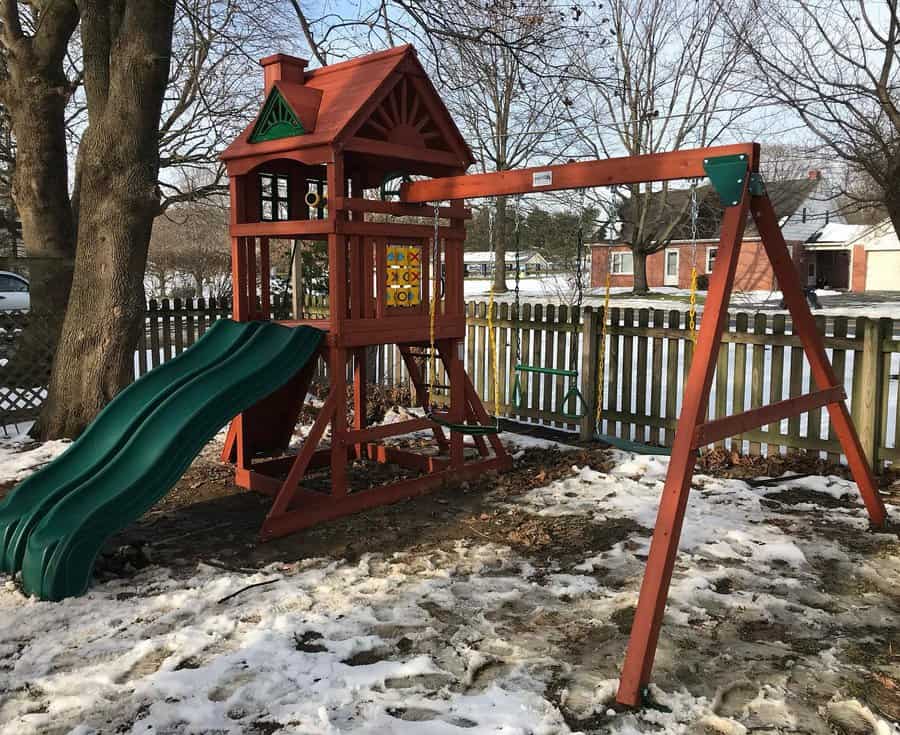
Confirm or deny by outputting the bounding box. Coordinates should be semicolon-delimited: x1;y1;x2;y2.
579;305;600;441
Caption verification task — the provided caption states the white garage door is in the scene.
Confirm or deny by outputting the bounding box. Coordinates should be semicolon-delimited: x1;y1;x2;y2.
866;251;900;291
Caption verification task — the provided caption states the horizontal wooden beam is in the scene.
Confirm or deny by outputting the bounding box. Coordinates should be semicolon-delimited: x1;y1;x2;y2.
230;219;331;237
259;456;510;540
401;143;760;202
345;418;434;444
334;220;465;238
333;197;471;219
344;136;466;168
692;385;845;449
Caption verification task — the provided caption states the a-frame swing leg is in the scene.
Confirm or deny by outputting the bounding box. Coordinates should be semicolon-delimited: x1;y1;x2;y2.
616;187;889;708
616;190;750;707
752;194;887;525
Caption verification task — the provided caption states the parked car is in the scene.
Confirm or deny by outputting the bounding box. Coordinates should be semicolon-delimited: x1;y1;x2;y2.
0;271;29;311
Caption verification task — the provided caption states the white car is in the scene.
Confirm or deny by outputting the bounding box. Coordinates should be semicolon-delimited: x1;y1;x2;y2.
0;271;29;311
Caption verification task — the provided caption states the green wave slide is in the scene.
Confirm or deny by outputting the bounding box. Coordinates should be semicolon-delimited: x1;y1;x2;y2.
0;319;322;601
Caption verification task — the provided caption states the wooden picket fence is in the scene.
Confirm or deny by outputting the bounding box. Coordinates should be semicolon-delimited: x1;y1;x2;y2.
3;295;897;470
341;302;900;470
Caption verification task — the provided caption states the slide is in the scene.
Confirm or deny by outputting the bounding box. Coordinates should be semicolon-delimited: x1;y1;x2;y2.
0;319;258;575
3;320;322;601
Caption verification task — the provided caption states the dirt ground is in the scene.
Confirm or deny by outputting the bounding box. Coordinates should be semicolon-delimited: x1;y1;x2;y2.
3;419;899;734
94;429;900;583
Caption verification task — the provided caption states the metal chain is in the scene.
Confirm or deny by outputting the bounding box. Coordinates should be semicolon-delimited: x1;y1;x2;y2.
596;185;617;429
571;188;586;373
428;201;440;403
513;195;522;366
688;180;699;342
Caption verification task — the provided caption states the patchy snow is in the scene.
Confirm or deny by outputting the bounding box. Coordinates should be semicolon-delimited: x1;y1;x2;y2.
0;442;898;734
463;278;900;319
0;429;69;485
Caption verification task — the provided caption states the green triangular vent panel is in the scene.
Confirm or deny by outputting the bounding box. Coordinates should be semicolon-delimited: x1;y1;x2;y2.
249;89;305;143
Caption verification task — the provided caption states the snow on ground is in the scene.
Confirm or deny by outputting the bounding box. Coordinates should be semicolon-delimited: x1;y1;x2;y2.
0;423;68;485
0;439;898;734
463;278;900;318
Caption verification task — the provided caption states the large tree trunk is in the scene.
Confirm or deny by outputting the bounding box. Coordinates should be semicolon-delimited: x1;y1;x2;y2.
632;249;650;294
0;4;79;399
883;166;900;243
1;6;79;315
35;1;176;439
492;194;509;293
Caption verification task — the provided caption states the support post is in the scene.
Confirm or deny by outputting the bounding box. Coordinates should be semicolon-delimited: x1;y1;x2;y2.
617;186;750;707
579;306;600;441
752;194;886;524
856;318;887;469
291;239;303;320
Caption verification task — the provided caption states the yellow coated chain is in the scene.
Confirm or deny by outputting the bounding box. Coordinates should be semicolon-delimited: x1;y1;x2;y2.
688;266;698;342
428;202;439;402
487;285;500;418
595;272;612;426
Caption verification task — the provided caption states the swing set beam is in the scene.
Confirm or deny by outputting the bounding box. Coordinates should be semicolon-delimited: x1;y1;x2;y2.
400;142;759;202
399;140;889;708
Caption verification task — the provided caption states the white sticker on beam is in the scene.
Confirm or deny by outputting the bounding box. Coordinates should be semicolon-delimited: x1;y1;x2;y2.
532;171;552;187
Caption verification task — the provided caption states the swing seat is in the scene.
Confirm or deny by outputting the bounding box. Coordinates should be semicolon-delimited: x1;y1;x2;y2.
512;365;587;420
427;410;502;436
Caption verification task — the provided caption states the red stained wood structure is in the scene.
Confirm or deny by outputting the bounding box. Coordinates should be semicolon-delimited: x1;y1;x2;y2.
220;46;510;545
401;141;888;706
222;47;887;709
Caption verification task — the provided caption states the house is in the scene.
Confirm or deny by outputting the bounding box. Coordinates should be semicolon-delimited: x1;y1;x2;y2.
463;250;550;277
846;219;900;292
590;171;843;292
802;222;868;290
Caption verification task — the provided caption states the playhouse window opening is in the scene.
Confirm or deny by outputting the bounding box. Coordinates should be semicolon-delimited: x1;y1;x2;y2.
260;173;290;221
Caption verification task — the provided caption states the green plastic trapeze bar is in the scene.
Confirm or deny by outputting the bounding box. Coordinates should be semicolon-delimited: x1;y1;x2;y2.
427;411;501;436
702;154;750;207
515;364;578;378
559;384;588;420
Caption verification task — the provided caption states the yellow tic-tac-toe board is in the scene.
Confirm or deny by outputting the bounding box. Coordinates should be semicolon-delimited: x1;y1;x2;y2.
385;244;422;307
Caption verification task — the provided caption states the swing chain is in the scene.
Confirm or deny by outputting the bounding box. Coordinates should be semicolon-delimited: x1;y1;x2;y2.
513;195;522;366
428;201;440;405
596;185;617;429
571;188;586;374
688;180;699;342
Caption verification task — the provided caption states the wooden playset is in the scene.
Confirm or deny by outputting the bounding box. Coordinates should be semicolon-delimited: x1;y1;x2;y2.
216;46;887;706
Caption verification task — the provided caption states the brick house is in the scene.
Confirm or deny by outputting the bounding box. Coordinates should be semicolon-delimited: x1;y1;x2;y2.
590;171;842;292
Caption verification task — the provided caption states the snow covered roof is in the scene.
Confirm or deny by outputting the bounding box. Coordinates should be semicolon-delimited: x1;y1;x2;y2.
804;223;868;249
463;250;547;264
851;218;900;251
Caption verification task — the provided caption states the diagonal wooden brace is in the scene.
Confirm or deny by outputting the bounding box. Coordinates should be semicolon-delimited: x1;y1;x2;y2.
692;386;845;449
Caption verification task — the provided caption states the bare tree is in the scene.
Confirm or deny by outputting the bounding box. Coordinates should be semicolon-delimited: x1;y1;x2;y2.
10;1;177;439
728;0;900;234
157;0;289;209
149;201;230;298
423;0;594;293
0;1;79;317
570;0;748;293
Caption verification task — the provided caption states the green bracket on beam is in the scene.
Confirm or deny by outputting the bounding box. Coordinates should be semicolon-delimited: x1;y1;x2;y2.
749;172;766;196
703;153;750;207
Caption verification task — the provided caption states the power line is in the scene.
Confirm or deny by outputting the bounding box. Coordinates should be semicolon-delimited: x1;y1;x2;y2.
468;89;879;142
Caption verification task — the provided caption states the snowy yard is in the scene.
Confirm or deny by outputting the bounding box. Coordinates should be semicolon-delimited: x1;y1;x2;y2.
0;428;898;734
464;278;900;320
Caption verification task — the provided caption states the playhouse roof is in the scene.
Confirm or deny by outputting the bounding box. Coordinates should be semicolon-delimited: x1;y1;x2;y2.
222;45;474;169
